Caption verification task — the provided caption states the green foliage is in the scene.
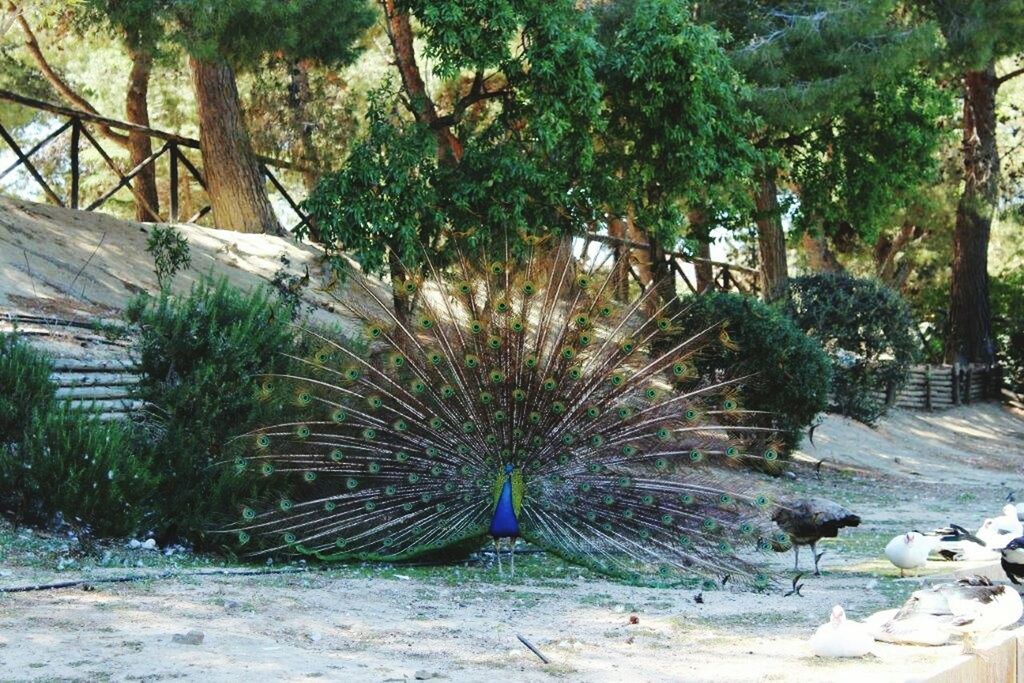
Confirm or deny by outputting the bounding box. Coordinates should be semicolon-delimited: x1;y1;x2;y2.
593;0;760;244
786;274;919;424
125;279;300;546
304;86;444;276
0;334;55;447
677;292;831;454
792;73;954;244
0;404;156;537
163;0;375;69
145;224;191;291
992;266;1024;392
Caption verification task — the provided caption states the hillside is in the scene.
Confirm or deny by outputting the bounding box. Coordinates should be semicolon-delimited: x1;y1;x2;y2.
0;197;383;355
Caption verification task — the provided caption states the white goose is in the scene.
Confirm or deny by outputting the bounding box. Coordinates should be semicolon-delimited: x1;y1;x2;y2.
868;576;1023;649
809;605;874;657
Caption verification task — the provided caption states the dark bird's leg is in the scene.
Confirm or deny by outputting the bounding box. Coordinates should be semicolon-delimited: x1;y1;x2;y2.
494;538;503;577
811;542;820;576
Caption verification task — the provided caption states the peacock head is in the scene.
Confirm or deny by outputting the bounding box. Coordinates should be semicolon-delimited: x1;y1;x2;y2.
504;463;514;475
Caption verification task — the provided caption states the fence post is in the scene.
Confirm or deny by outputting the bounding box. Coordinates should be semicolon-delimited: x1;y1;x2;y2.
69;117;80;209
952;363;960;406
924;364;932;411
168;143;179;222
965;365;973;405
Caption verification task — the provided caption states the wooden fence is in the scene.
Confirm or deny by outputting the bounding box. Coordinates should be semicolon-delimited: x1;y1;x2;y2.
581;232;760;297
877;363;1003;411
1;313;140;421
0;89;312;232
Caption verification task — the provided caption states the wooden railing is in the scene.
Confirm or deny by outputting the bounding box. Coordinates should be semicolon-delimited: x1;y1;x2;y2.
876;363;1003;411
582;231;760;297
0;89;311;232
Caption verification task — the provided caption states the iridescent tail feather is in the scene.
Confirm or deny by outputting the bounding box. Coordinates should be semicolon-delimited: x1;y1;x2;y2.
231;240;786;586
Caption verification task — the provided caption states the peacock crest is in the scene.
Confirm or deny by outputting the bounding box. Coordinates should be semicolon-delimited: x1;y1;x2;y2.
234;242;783;586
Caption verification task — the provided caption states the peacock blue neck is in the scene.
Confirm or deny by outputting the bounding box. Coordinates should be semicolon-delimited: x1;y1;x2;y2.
489;472;520;538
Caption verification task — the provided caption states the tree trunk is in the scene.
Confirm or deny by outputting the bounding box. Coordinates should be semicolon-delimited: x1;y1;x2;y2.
688;208;713;293
125;48;159;222
287;59;321;192
754;167;789;302
388;249;414;325
800;232;844;273
608;217;631;302
189;56;280;234
945;65;998;364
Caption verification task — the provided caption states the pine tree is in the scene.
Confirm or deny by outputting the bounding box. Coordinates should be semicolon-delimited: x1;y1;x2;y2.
700;0;935;301
915;1;1024;363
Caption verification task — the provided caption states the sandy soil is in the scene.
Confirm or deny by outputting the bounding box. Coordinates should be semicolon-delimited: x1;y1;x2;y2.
0;196;383;359
1;403;1022;682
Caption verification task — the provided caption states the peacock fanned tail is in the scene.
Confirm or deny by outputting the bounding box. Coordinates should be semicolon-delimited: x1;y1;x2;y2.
232;241;785;587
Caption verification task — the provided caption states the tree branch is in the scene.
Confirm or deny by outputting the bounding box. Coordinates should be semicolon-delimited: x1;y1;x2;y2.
10;2;128;148
378;0;461;161
997;65;1024;86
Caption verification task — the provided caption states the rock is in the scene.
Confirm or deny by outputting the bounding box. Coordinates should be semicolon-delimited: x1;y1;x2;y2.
172;630;204;646
414;671;448;680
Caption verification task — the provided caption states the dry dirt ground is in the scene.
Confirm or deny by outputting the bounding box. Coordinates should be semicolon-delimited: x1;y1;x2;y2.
1;403;1023;683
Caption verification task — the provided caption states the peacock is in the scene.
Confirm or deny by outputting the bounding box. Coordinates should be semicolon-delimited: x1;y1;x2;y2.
232;239;787;586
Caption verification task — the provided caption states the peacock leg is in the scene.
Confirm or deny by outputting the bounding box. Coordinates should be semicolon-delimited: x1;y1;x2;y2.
793;545;800;571
494;538;504;577
811;542;820;576
509;538;517;579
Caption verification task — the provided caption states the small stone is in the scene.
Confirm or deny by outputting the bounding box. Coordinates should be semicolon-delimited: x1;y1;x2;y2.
172;630;204;646
414;671;447;680
307;631;322;643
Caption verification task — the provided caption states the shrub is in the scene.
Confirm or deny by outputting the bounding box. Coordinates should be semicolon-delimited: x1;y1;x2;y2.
0;334;55;447
677;292;831;456
992;267;1024;393
145;224;191;291
786;274;918;424
0;404;156;537
125;278;300;547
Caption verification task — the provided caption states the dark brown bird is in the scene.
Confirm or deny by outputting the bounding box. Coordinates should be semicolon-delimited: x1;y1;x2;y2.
772;498;861;575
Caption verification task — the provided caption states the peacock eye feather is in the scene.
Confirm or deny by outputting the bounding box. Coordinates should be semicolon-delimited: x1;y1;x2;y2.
522;282;536;295
394;451;409;462
367;395;383;409
331;408;347;423
689;450;702;462
617;406;633;419
237;531;250;545
585;406;599;418
578;333;592;346
523;354;538;369
487;335;501;350
569;366;583;380
576;275;591;289
510;318;524;333
303;471;317;483
470;320;484;334
329;449;344;461
440;385;455;399
241;506;256;520
489;369;505;383
464;354;480;369
418;316;433;330
410;380;426;394
361;428;376;440
590;434;605;447
260;463;274;476
560;346;575;360
763;449;778;462
513;388;526;402
279;499;293;512
542;377;557;391
295;391;313;406
479;391;493;404
619;339;635;354
343;367;360;382
295;425;311;439
255;434;271;449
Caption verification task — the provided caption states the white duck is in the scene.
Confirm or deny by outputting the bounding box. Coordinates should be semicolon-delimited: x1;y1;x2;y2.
868;576;1023;650
977;517;1017;552
885;532;935;576
809;605;874;657
993;505;1024;537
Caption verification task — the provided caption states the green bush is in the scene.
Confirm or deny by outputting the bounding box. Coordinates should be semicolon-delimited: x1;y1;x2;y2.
125;278;300;547
0;404;156;536
786;274;918;424
0;334;55;446
992;267;1024;393
677;292;831;455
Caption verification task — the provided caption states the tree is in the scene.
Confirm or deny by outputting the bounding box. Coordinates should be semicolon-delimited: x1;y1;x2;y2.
169;0;374;234
307;0;604;316
916;1;1024;363
702;0;935;301
591;0;760;305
